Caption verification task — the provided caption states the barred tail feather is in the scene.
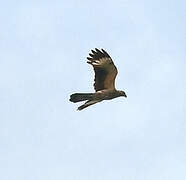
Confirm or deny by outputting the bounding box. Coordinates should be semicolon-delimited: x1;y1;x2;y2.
69;93;94;103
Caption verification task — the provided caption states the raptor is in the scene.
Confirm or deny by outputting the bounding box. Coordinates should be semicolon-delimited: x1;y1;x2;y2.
69;48;127;110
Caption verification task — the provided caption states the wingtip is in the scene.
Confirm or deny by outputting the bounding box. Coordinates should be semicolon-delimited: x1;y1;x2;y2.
77;106;83;111
87;61;92;64
91;49;96;54
89;53;94;57
101;48;106;52
101;48;110;57
95;48;102;53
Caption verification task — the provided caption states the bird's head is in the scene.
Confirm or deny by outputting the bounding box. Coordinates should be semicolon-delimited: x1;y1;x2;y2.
118;90;127;98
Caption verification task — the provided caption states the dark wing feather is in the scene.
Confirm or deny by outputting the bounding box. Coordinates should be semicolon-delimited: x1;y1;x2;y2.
87;48;118;91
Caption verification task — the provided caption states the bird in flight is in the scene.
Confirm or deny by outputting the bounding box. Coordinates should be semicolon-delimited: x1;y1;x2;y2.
70;48;127;110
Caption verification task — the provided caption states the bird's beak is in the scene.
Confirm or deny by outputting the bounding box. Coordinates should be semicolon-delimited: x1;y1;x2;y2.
124;94;127;98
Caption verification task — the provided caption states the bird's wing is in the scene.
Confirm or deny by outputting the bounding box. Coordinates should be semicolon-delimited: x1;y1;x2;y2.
87;48;118;92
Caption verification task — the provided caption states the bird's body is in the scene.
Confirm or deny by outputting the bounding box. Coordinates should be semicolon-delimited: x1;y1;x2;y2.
70;48;127;110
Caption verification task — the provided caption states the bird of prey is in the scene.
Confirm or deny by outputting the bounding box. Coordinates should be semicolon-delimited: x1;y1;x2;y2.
70;48;127;110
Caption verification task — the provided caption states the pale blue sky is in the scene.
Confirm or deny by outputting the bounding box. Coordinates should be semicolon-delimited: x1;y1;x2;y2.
0;0;186;180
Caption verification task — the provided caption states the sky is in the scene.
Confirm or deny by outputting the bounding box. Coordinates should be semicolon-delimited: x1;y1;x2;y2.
0;0;186;180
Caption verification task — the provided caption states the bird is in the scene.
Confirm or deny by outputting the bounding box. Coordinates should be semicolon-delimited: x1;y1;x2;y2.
69;48;127;111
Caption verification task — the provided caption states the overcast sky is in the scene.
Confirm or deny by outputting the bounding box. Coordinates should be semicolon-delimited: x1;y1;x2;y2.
0;0;186;180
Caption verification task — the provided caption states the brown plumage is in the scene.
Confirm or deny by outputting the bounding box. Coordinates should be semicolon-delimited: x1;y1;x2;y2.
70;48;127;110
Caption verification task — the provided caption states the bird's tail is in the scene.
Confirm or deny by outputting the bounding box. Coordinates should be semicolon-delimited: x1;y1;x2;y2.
69;93;94;103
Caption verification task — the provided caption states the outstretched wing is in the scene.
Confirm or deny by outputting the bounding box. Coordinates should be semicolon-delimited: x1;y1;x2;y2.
87;48;118;92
